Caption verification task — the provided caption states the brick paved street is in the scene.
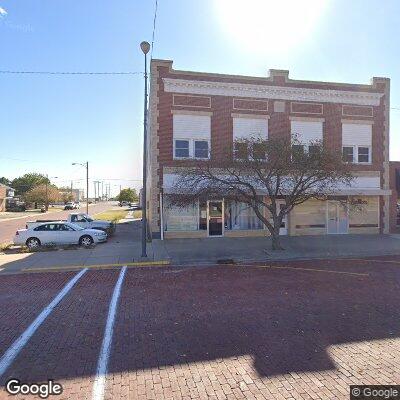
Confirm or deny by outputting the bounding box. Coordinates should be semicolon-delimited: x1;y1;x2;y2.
1;257;400;399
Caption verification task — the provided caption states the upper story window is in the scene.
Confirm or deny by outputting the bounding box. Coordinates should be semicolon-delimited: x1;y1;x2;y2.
173;113;211;160
342;122;372;164
290;119;323;153
233;116;269;160
175;140;190;158
194;140;209;159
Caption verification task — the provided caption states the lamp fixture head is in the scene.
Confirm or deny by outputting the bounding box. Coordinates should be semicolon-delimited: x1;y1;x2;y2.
140;41;150;55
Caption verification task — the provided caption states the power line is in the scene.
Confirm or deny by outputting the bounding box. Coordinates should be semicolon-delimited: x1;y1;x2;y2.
150;0;158;59
0;70;142;76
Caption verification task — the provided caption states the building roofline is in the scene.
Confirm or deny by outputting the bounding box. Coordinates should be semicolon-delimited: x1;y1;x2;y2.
150;59;389;90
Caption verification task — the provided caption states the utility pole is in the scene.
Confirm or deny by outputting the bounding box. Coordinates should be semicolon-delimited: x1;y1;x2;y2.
72;161;89;214
101;181;104;201
93;181;97;203
140;40;150;257
86;161;89;213
45;175;48;211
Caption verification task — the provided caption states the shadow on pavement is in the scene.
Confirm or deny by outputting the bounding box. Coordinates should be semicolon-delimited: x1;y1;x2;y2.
1;260;400;387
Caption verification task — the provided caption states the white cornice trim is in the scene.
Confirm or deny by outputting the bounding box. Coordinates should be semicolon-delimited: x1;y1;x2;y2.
163;78;383;106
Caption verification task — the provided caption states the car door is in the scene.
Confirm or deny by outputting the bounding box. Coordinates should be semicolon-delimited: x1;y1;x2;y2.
33;224;51;244
57;223;78;244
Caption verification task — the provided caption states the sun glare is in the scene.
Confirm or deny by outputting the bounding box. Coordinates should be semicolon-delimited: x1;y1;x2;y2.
214;0;329;54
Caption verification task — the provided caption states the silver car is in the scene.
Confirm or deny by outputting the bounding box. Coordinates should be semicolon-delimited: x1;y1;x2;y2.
14;222;107;250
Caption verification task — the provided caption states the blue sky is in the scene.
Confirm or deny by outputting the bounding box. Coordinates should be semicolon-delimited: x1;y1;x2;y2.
1;0;399;197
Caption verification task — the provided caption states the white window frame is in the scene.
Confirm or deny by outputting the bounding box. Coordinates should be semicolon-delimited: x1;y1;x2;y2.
342;145;355;163
342;145;371;164
173;138;210;160
357;146;372;164
193;139;210;160
173;138;191;159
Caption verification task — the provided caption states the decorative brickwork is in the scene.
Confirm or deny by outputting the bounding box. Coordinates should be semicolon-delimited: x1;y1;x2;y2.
172;94;211;108
233;98;268;111
342;105;373;117
291;102;323;114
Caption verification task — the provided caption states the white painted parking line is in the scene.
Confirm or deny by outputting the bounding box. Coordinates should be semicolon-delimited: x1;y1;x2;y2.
0;268;88;378
92;266;127;400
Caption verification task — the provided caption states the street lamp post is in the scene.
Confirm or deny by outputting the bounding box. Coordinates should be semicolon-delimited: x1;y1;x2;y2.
140;40;150;258
72;161;89;214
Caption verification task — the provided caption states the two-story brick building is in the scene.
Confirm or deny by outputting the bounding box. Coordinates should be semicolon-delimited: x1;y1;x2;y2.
147;60;391;239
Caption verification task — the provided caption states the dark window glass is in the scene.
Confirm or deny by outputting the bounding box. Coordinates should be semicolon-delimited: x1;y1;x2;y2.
252;142;266;160
358;147;370;163
194;141;209;158
175;140;190;158
342;146;354;162
34;224;49;231
308;145;320;156
60;224;73;231
234;142;249;159
292;144;305;157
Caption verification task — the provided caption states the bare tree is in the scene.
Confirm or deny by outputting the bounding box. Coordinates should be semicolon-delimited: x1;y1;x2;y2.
169;136;353;250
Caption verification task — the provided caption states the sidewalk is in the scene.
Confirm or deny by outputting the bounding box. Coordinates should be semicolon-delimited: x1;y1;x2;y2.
0;214;169;274
1;224;400;274
155;233;400;265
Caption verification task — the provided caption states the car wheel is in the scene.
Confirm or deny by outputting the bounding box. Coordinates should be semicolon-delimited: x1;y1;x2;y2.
26;237;41;251
79;235;94;248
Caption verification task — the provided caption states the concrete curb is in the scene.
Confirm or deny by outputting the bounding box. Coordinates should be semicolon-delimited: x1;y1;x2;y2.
19;260;170;273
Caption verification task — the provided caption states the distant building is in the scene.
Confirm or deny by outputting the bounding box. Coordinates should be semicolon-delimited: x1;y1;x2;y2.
0;184;15;211
59;188;84;202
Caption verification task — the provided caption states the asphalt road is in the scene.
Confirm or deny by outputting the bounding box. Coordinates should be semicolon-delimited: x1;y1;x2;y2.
0;202;117;245
1;257;400;399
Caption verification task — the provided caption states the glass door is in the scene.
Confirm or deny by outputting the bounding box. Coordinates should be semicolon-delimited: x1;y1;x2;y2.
208;201;224;236
327;201;348;234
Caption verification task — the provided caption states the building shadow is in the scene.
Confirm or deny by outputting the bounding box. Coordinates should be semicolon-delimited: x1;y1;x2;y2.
0;256;400;387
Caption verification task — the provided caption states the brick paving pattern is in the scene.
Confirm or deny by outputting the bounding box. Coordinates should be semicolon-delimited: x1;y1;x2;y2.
1;257;400;399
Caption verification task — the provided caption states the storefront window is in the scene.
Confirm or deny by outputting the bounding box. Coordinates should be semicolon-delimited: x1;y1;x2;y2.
225;201;264;230
199;201;207;230
164;199;198;231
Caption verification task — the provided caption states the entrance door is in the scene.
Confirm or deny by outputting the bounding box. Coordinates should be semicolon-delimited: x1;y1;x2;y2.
327;201;348;234
208;201;224;236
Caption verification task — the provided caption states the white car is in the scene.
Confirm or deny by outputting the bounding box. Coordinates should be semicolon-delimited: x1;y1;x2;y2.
14;222;107;250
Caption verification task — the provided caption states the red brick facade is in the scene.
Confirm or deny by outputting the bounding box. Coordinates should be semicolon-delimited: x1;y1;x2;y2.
147;60;391;237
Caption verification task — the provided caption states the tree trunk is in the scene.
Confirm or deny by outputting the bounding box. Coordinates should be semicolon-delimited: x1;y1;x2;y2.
271;229;284;250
